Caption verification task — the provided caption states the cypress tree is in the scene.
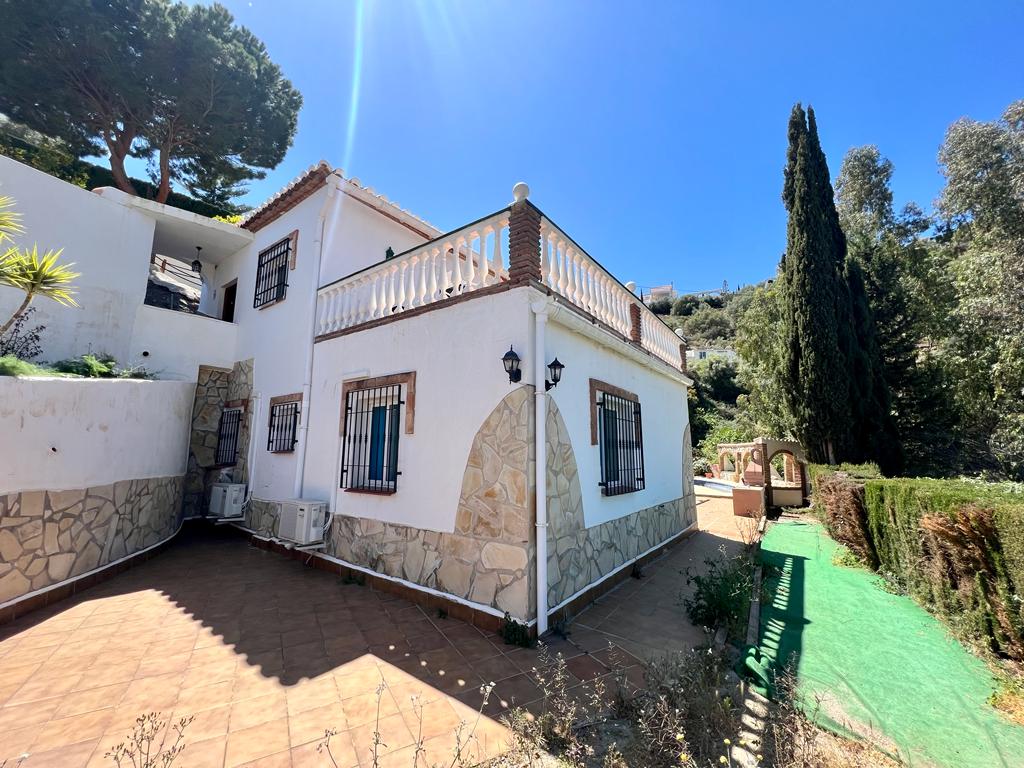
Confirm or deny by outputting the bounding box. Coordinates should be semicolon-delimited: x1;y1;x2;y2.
780;105;853;464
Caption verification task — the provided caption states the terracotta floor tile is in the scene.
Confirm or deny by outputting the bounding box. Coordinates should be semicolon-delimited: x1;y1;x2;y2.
21;737;99;768
181;660;238;690
119;672;183;710
564;653;611;682
0;723;41;761
235;749;292;767
231;669;285;702
348;712;414;765
286;702;345;748
229;691;288;732
175;680;235;713
285;678;339;716
190;644;239;668
6;669;84;705
291;734;359;768
385;679;443;712
334;664;387;698
176;735;227;768
224;717;290;767
469;654;521;685
177;703;231;743
53;682;130;719
30;707;114;752
488;673;542;710
400;698;464;743
74;660;140;690
0;694;63;730
341;688;399;727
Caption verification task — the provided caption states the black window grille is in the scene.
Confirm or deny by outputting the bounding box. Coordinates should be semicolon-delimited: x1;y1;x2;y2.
340;384;403;493
597;391;645;496
254;238;290;308
216;407;242;466
268;401;300;453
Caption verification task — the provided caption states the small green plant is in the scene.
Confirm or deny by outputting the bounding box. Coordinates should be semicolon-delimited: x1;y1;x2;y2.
0;355;60;377
436;606;448;619
831;545;864;569
501;611;533;647
341;571;365;586
682;547;754;641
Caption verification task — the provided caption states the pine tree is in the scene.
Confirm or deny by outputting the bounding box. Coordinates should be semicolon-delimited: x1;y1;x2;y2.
780;104;852;463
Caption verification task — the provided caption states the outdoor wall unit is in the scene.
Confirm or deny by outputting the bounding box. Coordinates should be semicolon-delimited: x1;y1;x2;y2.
277;500;328;545
209;483;246;519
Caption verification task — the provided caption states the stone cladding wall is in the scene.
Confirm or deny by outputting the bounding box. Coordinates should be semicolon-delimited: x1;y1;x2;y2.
0;476;183;604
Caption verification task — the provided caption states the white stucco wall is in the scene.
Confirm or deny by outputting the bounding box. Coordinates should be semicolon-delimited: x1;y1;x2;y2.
318;191;430;287
0;156;155;363
302;286;535;530
128;304;238;381
0;378;195;494
209;183;432;502
545;317;689;528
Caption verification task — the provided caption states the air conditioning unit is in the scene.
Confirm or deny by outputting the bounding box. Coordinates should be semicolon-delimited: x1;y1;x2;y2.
209;483;246;519
277;499;328;545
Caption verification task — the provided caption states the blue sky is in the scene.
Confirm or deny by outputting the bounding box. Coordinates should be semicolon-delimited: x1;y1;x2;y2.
170;0;1022;290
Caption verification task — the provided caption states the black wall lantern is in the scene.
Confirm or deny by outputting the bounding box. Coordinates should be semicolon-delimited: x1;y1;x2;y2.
546;358;564;391
191;245;203;273
502;346;522;383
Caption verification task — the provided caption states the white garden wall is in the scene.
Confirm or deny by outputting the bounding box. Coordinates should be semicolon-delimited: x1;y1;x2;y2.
0;377;195;494
0;156;155;364
302;286;536;530
129;304;238;381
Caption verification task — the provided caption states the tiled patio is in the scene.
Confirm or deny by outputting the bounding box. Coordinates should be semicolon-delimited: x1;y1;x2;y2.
0;527;646;768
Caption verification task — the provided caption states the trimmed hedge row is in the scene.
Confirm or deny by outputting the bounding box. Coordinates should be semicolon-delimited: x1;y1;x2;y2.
814;473;1024;661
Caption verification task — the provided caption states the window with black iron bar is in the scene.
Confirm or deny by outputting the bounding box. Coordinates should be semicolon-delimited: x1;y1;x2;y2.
597;391;645;495
253;237;290;308
267;401;300;453
340;383;403;493
216;407;242;466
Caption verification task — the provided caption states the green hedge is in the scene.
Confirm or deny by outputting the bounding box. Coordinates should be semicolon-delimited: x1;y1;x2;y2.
816;473;1024;660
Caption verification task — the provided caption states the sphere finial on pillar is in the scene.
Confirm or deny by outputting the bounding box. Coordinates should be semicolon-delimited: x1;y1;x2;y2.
512;182;530;203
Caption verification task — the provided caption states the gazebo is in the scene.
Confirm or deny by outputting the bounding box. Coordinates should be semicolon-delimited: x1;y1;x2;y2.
716;437;809;509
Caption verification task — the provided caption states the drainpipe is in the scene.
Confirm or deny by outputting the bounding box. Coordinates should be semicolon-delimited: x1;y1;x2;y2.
293;171;345;499
532;298;550;635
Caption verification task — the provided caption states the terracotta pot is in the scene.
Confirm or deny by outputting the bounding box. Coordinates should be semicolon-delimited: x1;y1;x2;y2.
704;472;714;478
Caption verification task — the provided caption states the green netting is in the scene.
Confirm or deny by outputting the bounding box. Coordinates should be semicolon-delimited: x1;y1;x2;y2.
757;520;1024;768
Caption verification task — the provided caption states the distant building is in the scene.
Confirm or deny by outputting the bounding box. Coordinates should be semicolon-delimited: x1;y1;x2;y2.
687;347;738;363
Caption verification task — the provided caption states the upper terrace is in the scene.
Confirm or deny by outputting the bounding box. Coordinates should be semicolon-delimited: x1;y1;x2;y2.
314;185;687;373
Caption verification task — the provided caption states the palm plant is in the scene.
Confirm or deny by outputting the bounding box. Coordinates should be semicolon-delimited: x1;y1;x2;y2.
0;245;79;335
0;195;24;245
0;195;78;337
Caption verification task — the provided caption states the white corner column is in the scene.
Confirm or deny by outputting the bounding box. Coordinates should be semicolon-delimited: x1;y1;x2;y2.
532;299;549;635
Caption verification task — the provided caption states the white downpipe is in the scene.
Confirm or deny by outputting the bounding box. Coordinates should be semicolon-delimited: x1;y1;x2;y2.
293;172;344;499
244;391;262;503
532;299;550;636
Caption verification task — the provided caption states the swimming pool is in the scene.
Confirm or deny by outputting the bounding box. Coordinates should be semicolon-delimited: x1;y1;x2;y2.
693;477;736;493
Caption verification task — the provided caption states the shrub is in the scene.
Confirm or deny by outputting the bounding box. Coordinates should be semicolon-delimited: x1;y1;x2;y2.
692;456;711;476
647;297;673;315
697;418;751;464
0;355;55;377
815;472;1024;661
51;353;151;379
501;611;533;647
0;305;44;359
682;547;755;641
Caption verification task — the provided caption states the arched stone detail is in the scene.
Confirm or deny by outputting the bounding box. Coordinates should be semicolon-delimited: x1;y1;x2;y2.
328;386;536;620
545;399;690;610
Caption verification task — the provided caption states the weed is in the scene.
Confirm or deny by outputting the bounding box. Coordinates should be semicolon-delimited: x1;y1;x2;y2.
437;607;449;619
105;712;193;768
502;612;533;648
830;546;864;569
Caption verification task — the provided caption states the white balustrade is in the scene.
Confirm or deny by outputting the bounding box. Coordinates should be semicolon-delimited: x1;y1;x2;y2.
316;211;510;336
540;217;682;371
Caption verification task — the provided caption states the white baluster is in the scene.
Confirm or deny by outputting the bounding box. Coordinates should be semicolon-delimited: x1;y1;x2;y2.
406;256;419;308
491;224;504;281
416;253;428;306
561;240;569;296
395;260;407;310
451;242;463;294
428;247;440;301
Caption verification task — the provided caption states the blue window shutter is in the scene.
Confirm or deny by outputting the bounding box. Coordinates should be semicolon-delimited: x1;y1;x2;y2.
369;406;387;481
387;404;400;482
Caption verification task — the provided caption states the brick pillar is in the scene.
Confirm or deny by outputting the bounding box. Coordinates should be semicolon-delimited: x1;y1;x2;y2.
629;303;642;345
679;342;688;373
507;200;542;286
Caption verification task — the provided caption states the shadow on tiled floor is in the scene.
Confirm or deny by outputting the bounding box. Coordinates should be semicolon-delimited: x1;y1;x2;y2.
0;525;651;768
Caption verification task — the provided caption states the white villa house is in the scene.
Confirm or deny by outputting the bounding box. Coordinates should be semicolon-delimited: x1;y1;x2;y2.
0;156;696;634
